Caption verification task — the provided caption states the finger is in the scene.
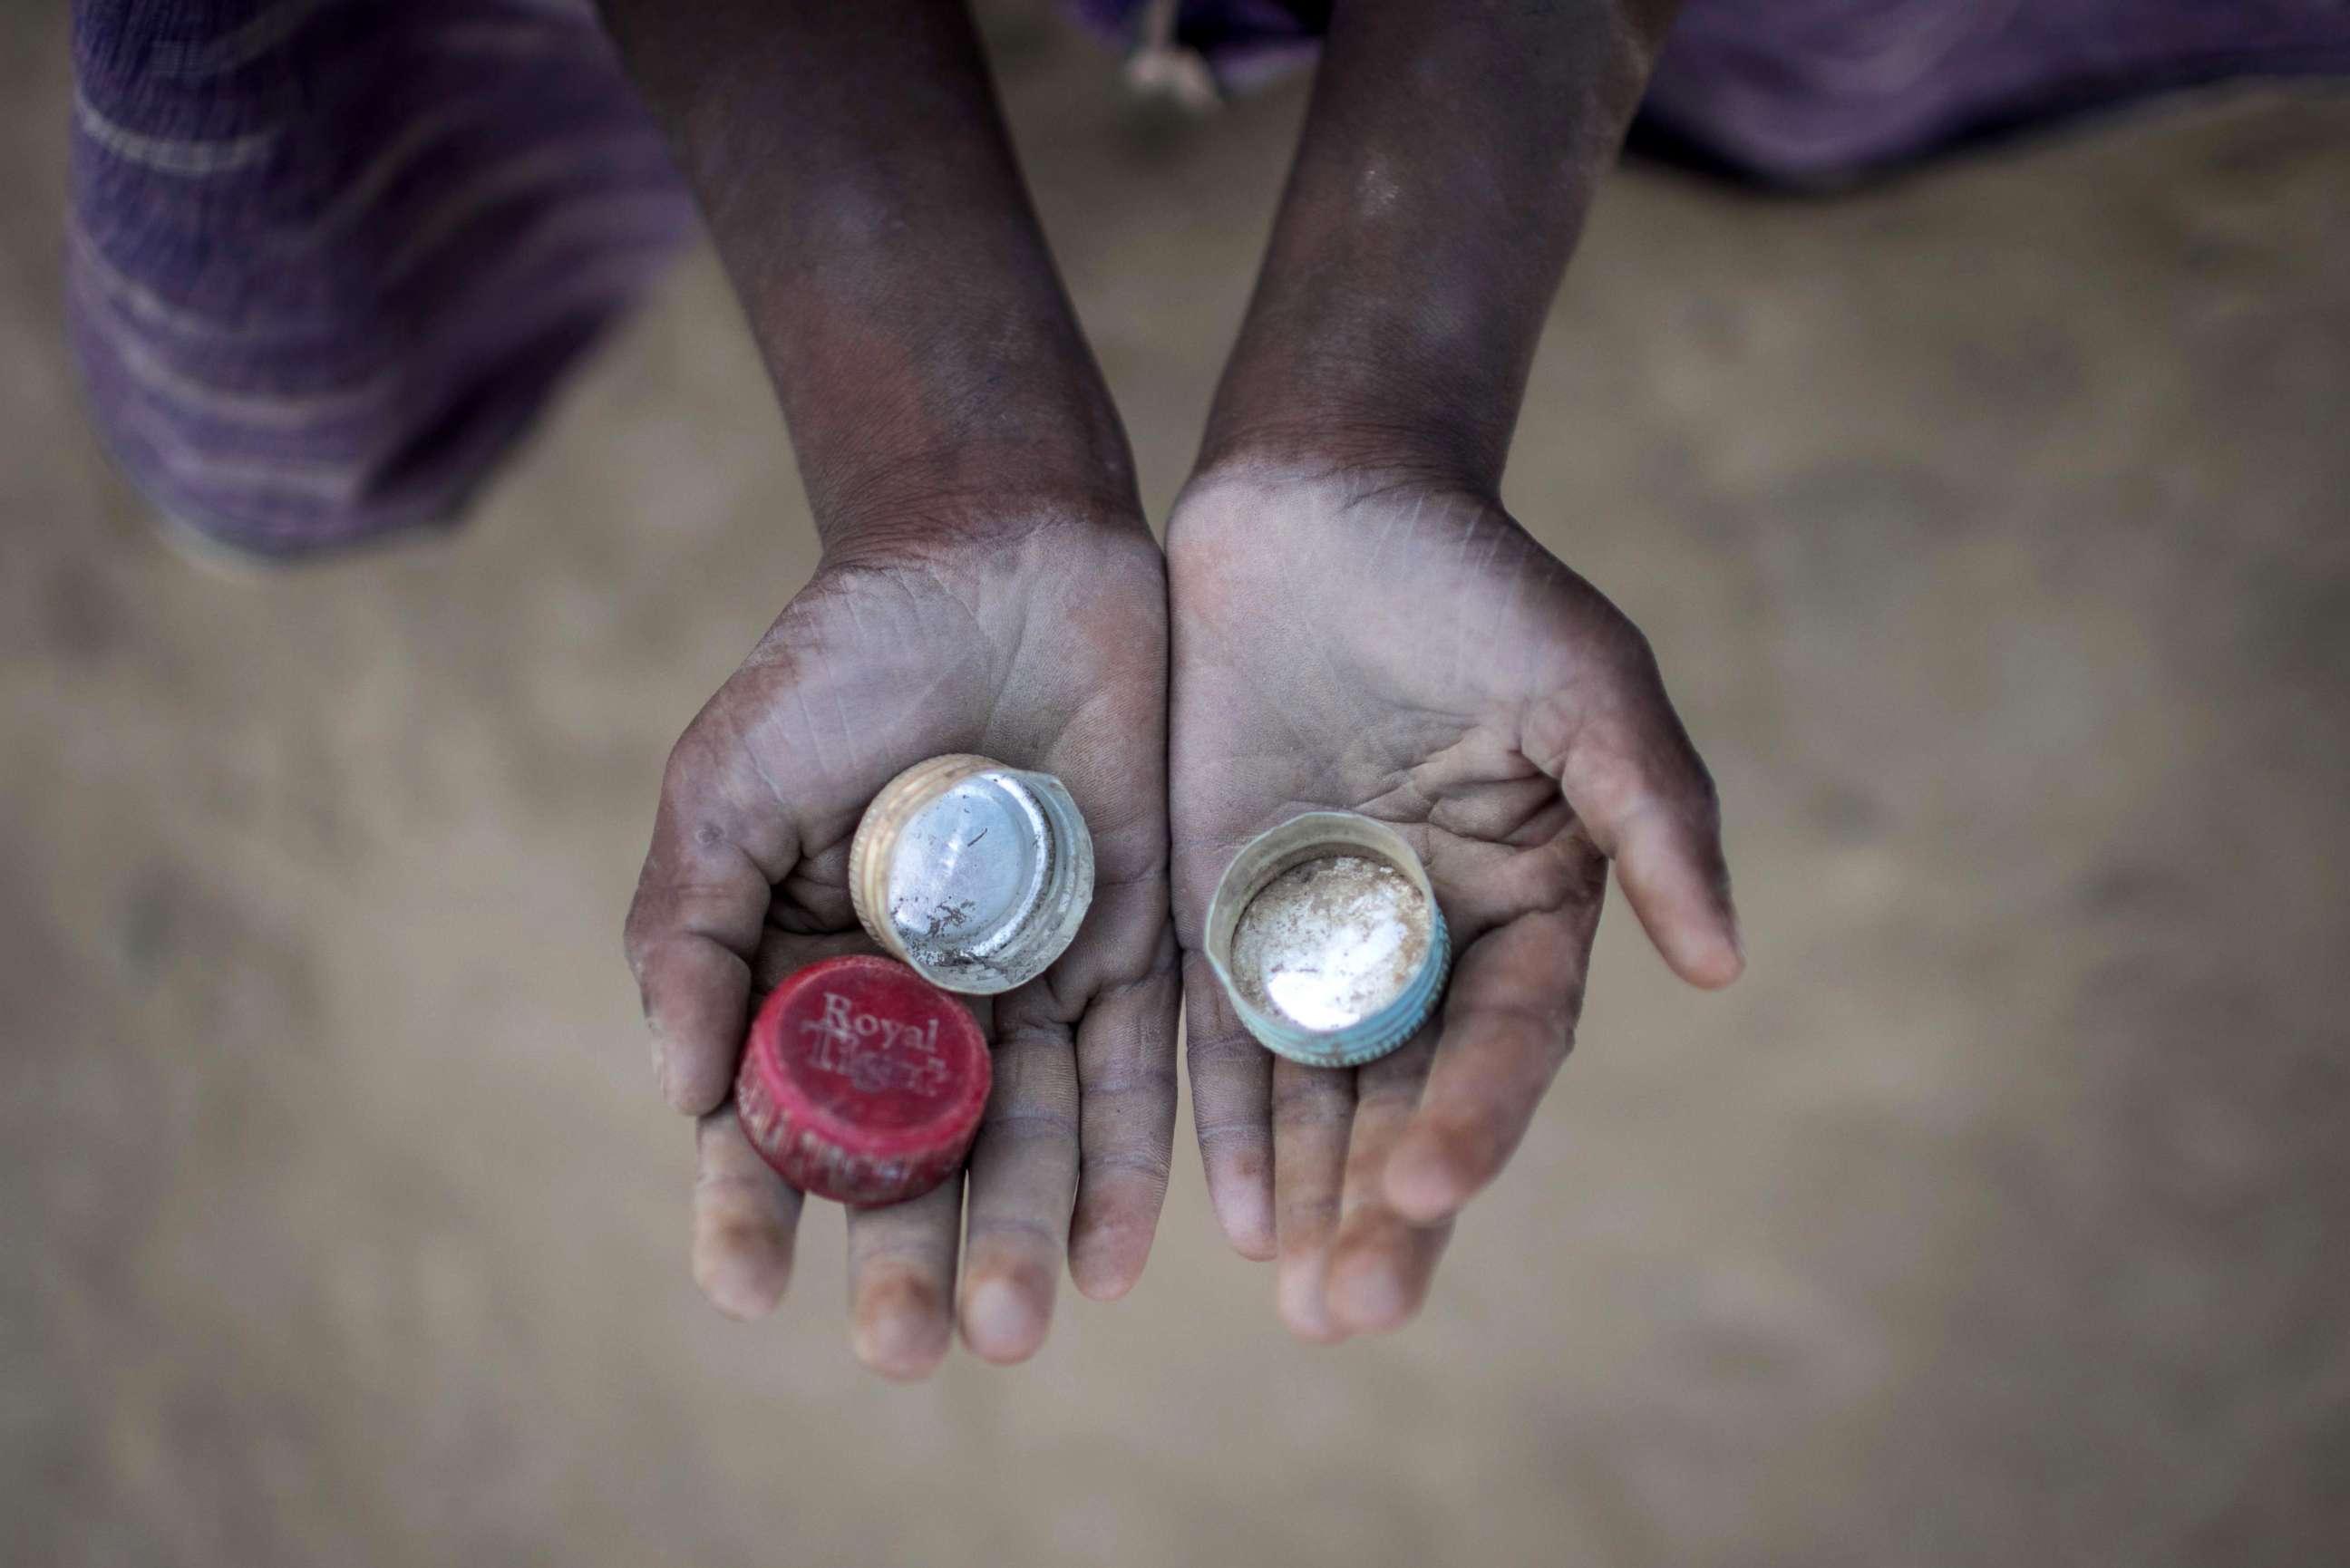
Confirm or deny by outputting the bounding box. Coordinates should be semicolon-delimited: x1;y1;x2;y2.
844;1177;963;1382
1384;903;1598;1224
1268;1055;1355;1343
1067;929;1181;1302
748;926;878;993
626;731;799;1115
691;1107;804;1321
629;876;760;1114
1181;951;1277;1260
1528;638;1742;988
1325;1031;1452;1336
957;1012;1080;1364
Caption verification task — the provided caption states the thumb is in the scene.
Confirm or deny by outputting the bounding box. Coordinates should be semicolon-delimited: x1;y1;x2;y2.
1525;625;1742;988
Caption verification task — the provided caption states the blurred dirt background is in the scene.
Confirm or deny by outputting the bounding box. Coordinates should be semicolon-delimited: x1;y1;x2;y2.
5;5;2347;1564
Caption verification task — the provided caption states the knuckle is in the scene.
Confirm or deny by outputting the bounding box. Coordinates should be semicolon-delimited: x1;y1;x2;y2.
962;1214;1063;1253
1192;1114;1269;1151
658;723;709;799
979;1106;1081;1147
1080;1146;1173;1184
1571;590;1657;680
621;891;664;972
1612;616;1661;680
1082;1061;1180;1103
621;915;649;979
993;1016;1076;1056
1183;1019;1263;1072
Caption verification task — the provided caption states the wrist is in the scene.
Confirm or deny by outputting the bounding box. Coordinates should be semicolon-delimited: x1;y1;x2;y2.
1193;150;1571;492
803;408;1141;547
1195;327;1513;497
1196;379;1512;501
606;0;1144;558
1197;0;1675;499
816;477;1154;576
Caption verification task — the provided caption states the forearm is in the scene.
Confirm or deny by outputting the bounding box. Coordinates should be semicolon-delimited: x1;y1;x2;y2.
599;0;1137;548
1200;0;1680;490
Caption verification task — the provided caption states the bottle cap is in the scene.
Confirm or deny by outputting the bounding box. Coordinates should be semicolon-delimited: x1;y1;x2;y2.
734;954;992;1206
1202;812;1451;1070
848;754;1095;995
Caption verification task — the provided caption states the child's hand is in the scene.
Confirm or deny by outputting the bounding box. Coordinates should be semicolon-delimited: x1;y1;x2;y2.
606;0;1183;1377
626;511;1176;1378
1168;463;1739;1340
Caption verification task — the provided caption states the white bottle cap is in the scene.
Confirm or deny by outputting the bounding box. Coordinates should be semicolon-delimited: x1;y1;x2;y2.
849;755;1095;995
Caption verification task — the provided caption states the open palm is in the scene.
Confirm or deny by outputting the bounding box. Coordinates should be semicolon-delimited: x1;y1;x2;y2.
626;515;1177;1378
1169;466;1741;1341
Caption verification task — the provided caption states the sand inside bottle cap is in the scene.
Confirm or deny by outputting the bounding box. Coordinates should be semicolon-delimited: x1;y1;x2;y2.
1230;854;1432;1032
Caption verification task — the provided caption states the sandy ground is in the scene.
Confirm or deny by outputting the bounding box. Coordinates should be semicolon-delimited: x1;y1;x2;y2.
5;6;2348;1565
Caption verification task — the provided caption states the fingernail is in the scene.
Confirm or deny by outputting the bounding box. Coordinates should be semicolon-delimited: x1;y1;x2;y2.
852;1272;948;1380
1276;1256;1343;1344
1384;1137;1460;1224
1207;1156;1277;1262
1701;924;1746;989
693;1235;789;1321
1326;1253;1414;1336
961;1273;1048;1363
1068;1226;1146;1303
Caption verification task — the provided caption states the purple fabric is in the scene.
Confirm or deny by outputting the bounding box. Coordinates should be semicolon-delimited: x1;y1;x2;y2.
69;0;2350;557
1641;0;2350;185
70;0;693;555
1078;0;2350;181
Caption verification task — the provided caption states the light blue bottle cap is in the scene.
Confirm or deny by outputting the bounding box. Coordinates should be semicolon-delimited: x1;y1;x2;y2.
1203;812;1451;1070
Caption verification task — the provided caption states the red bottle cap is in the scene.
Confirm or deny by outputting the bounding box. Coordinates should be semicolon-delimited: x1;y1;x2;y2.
735;955;992;1206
